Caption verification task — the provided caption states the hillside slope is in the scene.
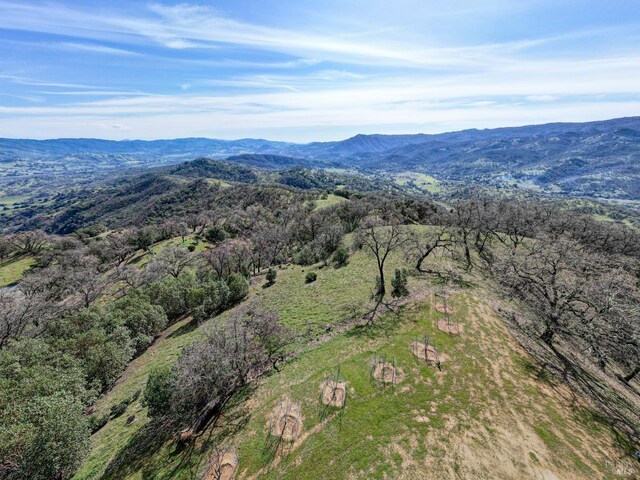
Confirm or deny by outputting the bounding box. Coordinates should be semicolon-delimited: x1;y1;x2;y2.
73;248;639;480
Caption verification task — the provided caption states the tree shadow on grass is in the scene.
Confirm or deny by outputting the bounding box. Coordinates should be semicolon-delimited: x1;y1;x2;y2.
347;302;403;339
167;318;200;339
101;387;254;480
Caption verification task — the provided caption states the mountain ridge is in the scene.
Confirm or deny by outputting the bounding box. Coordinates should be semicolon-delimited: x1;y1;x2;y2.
1;116;640;199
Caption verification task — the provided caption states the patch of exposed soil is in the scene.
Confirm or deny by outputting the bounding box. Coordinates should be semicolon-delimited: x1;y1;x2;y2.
269;400;303;441
436;319;464;334
201;447;238;480
321;380;347;407
373;361;404;385
410;341;449;363
434;303;453;315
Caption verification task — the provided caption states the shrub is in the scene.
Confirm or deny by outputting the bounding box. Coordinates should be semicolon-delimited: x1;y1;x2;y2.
0;341;92;480
110;400;129;419
332;245;349;267
17;393;90;480
293;245;315;265
88;411;109;433
205;225;227;243
305;271;317;283
82;326;134;390
226;273;249;306
111;292;168;353
391;268;409;298
265;268;277;285
143;365;173;418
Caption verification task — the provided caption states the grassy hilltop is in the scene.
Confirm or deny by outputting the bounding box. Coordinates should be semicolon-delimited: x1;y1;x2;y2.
72;246;638;480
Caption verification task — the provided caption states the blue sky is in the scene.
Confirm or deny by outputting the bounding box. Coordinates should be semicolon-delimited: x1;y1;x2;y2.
0;0;639;141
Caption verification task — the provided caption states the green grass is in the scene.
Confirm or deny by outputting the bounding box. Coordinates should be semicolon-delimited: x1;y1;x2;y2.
73;245;636;480
0;256;35;287
129;235;208;268
253;249;408;333
394;172;441;194
313;194;348;210
0;194;30;207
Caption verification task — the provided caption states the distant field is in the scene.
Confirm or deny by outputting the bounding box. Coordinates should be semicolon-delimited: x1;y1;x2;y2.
0;194;30;211
394;172;441;193
0;256;35;286
313;193;348;210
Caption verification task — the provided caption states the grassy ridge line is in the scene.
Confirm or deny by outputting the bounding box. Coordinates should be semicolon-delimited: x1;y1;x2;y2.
75;245;637;479
90;290;635;479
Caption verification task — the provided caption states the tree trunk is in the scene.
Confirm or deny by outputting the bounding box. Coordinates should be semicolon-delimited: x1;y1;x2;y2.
415;246;436;272
540;325;555;345
378;264;385;296
415;252;428;272
623;365;639;383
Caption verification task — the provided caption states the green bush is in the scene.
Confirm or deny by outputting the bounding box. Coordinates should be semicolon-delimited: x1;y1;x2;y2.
88;411;109;433
143;365;173;418
111;292;168;353
391;268;409;298
305;271;317;283
265;268;277;285
293;245;315;265
0;341;92;480
332;245;349;267
109;400;129;419
227;273;249;305
204;225;227;243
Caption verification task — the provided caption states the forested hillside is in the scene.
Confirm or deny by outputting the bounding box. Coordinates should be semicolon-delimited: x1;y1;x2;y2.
1;161;638;479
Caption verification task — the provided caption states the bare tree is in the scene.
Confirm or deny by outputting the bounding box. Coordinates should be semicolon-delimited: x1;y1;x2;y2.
407;226;454;273
105;231;138;266
7;231;49;255
356;216;408;297
170;303;289;433
150;246;193;279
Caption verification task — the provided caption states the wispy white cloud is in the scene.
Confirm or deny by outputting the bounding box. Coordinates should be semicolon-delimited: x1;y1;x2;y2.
0;74;107;90
56;42;141;56
0;1;594;68
0;1;639;140
526;95;557;102
1;51;638;140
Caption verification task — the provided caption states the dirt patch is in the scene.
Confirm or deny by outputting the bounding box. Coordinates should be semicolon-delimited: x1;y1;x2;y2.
434;303;453;315
410;341;449;363
269;400;303;441
373;361;404;385
436;320;463;335
320;380;347;407
201;447;238;480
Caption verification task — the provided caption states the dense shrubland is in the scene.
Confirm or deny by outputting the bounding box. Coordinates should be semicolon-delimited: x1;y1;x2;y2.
0;173;638;478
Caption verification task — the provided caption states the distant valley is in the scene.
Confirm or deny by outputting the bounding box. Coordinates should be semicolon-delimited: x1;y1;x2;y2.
1;116;640;200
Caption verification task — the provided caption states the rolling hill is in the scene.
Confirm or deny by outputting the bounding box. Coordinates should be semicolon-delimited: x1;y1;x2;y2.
1;116;640;199
72;243;640;480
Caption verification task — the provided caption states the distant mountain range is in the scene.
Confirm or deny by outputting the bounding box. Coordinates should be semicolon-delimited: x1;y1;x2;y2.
1;116;639;199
